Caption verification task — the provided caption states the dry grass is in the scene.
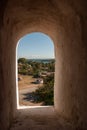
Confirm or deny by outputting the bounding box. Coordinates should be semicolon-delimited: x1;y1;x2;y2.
18;74;43;106
18;74;36;90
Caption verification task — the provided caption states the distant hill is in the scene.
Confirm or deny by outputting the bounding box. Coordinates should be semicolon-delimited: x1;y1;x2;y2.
27;58;55;63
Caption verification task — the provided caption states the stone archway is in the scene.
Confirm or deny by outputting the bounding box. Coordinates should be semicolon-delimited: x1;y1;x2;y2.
0;0;87;129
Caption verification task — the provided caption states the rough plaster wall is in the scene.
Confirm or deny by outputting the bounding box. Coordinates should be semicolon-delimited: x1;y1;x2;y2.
54;1;87;128
0;1;12;129
0;0;87;130
55;13;87;125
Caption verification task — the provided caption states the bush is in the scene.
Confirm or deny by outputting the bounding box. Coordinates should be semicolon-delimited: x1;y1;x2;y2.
18;58;27;64
18;69;28;75
33;75;54;105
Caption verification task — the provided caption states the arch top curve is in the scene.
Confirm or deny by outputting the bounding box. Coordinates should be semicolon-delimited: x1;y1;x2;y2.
14;21;58;47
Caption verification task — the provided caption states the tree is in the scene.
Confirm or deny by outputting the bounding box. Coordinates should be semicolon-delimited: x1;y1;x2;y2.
18;58;27;64
33;74;54;105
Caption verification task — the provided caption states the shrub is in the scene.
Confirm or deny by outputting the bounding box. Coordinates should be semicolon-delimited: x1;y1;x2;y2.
33;75;54;105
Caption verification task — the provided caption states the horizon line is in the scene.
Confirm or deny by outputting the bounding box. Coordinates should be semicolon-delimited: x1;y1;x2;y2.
17;57;55;60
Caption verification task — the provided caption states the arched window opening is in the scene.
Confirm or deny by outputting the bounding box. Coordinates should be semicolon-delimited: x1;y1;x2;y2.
16;32;55;109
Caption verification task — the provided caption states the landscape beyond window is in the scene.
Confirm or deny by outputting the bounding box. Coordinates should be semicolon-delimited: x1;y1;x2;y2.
17;32;55;108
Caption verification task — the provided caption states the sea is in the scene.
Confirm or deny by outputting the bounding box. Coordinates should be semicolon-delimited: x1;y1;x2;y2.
27;59;55;63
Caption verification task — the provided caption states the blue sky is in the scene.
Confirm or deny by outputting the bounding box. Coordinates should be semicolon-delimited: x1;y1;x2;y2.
17;32;55;59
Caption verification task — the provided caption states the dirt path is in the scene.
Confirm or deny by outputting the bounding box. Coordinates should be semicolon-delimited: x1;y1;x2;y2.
18;75;43;106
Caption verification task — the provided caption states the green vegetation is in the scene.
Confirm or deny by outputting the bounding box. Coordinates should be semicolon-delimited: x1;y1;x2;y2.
18;58;55;76
18;58;27;64
33;74;54;105
18;57;55;105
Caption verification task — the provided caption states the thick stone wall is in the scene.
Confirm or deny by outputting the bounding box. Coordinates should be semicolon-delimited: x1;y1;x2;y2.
0;0;87;129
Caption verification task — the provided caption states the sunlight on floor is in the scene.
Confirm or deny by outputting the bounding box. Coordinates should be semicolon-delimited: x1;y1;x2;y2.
17;105;53;109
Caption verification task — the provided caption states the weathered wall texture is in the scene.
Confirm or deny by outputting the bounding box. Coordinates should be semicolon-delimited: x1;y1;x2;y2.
0;0;87;130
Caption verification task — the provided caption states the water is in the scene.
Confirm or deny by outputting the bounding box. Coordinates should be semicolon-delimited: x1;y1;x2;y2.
27;59;55;63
